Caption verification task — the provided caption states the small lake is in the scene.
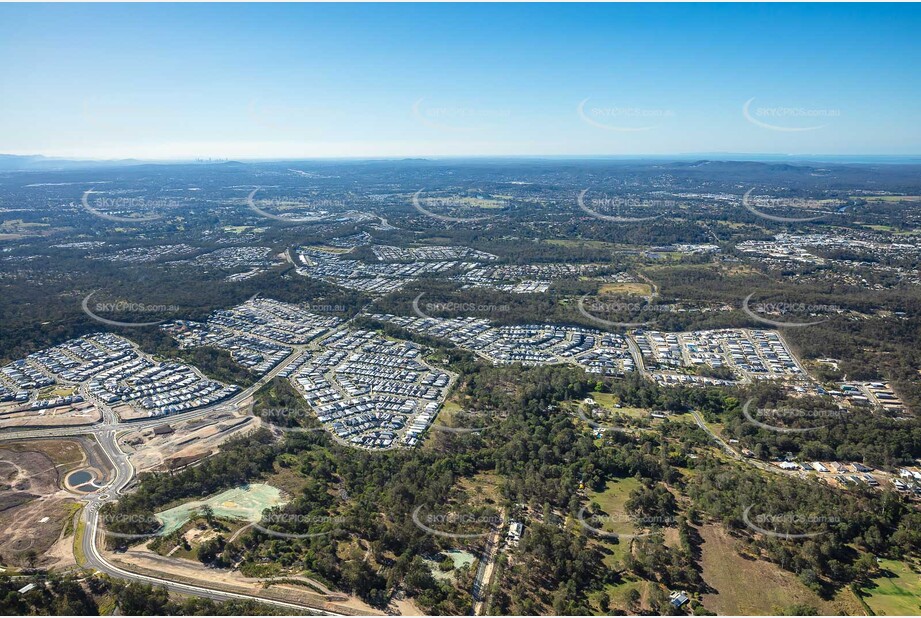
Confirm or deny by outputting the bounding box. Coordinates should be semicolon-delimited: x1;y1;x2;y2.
67;470;96;492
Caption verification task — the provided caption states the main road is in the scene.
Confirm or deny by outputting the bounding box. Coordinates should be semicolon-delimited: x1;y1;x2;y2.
0;346;343;615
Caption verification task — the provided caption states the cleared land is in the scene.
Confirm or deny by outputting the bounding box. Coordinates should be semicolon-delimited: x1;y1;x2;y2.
108;545;379;615
598;282;653;296
156;483;286;536
0;438;98;567
584;477;643;572
860;558;921;616
120;409;259;473
697;524;863;615
589;393;649;418
0;403;101;430
591;578;658;614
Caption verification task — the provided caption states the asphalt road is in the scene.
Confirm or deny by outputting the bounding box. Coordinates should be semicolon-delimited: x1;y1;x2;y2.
0;347;343;614
691;410;796;477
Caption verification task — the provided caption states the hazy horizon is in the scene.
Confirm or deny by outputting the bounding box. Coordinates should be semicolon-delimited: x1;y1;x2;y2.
2;3;920;160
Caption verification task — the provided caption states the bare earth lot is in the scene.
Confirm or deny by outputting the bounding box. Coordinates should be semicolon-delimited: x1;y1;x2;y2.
109;545;381;615
120;408;260;473
0;438;100;567
0;403;101;430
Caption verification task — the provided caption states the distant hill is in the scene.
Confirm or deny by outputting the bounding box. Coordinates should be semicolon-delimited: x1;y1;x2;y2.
0;154;143;171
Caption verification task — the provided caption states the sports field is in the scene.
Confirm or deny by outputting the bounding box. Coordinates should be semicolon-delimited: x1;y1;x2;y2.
156;483;286;536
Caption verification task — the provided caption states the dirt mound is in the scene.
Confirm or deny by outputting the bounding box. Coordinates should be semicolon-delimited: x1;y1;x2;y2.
0;491;37;512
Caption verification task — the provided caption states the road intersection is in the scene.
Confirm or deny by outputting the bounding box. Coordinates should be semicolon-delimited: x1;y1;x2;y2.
1;347;342;614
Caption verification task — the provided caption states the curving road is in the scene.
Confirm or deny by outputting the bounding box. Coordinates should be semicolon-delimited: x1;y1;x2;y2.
0;347;342;615
691;410;798;478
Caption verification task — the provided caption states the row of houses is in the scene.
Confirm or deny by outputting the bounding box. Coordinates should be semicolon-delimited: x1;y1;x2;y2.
2;333;239;420
372;314;636;375
832;382;906;412
239;323;454;449
637;328;802;380
371;244;497;262
297;247;483;296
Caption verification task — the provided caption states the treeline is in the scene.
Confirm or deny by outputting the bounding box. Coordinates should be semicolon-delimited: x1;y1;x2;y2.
0;250;365;364
92;356;921;614
100;429;279;548
704;381;921;466
687;461;921;595
0;572;289;616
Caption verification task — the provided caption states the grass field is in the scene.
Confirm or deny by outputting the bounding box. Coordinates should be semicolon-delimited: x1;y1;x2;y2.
431;400;463;425
96;595;117;615
598;282;653;296
589;392;618;407
591;578;657;614
643;262;756;277
73;517;86;566
456;471;503;507
697;524;861;615
852;195;921;203
861;558;921;615
2;438;86;468
546;238;623;250
156;483;285;536
860;224;919;236
588;393;648;418
586;477;643;556
426;549;476;582
37;385;78;399
423;400;473;447
421;196;507;210
306;245;354;254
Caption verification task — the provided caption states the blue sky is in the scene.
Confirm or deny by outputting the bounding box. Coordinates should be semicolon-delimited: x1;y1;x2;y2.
1;3;919;159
